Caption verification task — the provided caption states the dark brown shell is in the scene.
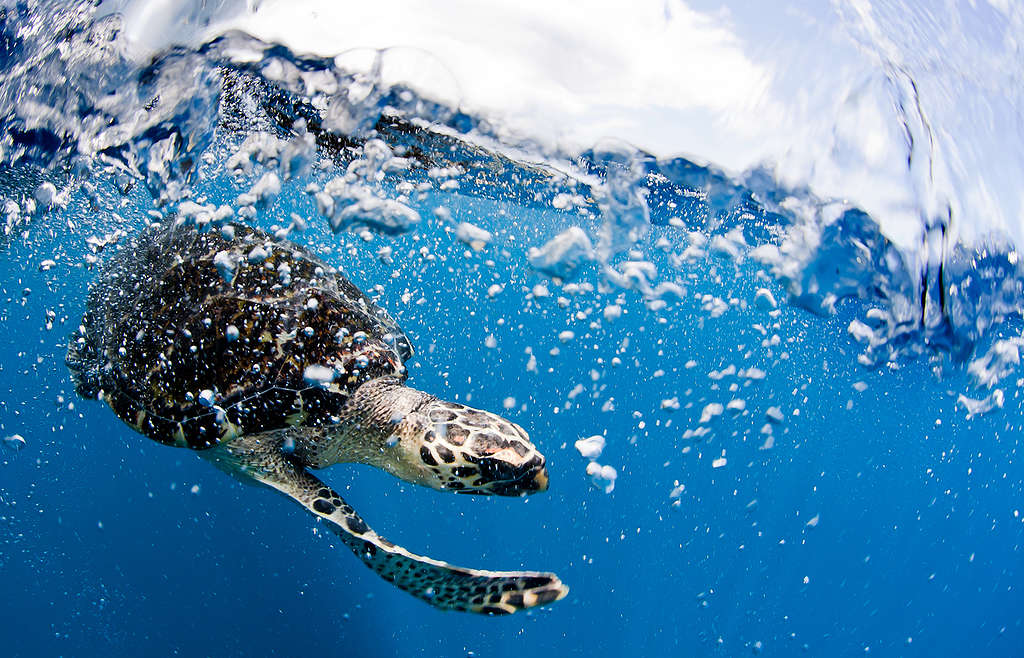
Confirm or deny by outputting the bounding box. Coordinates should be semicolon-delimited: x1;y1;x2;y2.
67;221;413;449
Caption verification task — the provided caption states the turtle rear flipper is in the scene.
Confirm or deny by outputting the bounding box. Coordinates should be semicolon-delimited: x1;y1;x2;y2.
205;434;568;615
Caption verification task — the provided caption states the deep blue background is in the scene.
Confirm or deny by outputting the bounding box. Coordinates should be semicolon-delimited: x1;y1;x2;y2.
1;169;1022;658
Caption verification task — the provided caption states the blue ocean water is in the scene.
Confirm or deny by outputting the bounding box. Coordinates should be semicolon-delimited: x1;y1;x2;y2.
1;2;1023;657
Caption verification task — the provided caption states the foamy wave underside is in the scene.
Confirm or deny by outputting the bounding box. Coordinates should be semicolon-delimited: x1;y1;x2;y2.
2;0;1023;403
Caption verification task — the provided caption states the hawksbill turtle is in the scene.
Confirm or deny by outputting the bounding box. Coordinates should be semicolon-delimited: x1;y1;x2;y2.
66;219;567;615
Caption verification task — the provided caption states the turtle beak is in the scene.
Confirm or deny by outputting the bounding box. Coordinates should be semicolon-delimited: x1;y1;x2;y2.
482;453;549;496
531;465;550;492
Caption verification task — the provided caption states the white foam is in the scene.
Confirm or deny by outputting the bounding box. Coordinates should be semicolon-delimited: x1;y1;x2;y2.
238;171;281;207
527;227;594;278
2;434;26;452
682;426;711;440
586;461;617;493
575;435;606;459
726;398;746;413
741;367;766;380
701;295;728;318
213;250;238;282
455;222;493;249
34;182;61;208
331;192;421;233
710;227;747;261
247;245;269;263
197;389;216;407
708;365;736;380
968;339;1022;389
303;365;336;386
957;390;1004;419
699;403;724;423
754;288;778;310
847;319;876;343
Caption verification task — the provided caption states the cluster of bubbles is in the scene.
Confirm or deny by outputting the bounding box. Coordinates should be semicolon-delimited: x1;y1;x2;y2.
2;0;1023;409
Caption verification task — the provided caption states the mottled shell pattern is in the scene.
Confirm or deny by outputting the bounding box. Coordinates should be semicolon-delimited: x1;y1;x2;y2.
67;220;413;449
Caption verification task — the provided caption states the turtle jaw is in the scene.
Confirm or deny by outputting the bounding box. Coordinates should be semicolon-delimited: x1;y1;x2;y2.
532;466;550;492
461;449;549;496
479;463;549;495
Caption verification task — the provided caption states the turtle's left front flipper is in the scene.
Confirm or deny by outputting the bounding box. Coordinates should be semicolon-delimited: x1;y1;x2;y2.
204;434;568;615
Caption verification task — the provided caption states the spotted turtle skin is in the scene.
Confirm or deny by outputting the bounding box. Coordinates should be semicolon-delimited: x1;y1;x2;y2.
67;221;413;449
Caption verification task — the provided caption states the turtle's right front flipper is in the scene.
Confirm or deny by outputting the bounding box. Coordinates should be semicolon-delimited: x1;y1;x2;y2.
204;435;568;615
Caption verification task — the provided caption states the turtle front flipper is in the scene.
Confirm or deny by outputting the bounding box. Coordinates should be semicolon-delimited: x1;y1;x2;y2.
204;434;568;615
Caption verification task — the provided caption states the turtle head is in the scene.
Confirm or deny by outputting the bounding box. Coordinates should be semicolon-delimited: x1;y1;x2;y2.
349;378;549;496
400;398;549;496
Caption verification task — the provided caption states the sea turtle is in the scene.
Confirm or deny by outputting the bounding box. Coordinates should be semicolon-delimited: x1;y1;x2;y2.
66;219;567;615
